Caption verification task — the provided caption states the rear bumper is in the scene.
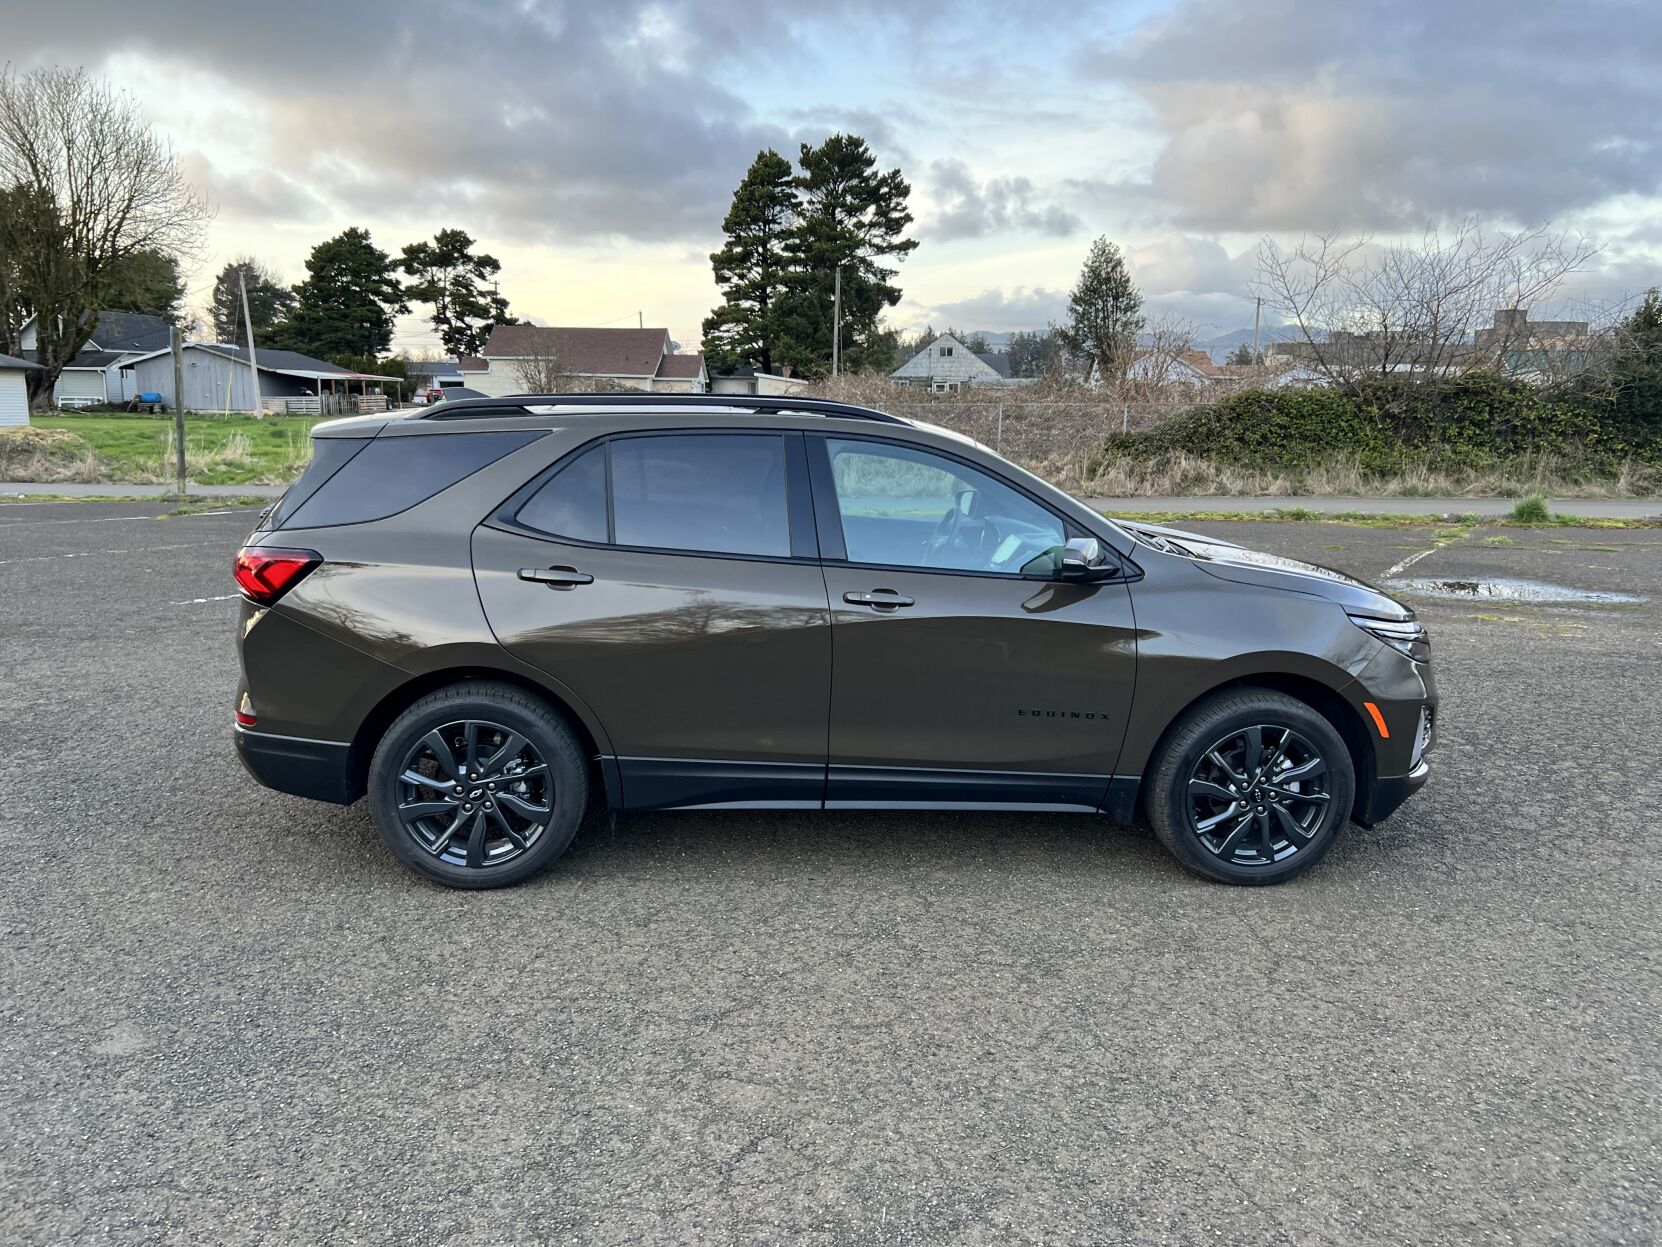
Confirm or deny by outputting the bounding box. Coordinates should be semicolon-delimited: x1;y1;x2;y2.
1356;758;1430;826
235;727;357;805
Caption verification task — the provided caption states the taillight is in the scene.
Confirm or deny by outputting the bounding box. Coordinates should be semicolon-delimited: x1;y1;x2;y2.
233;546;321;605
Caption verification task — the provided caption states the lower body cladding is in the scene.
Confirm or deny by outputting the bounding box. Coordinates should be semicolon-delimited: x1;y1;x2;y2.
236;719;1431;826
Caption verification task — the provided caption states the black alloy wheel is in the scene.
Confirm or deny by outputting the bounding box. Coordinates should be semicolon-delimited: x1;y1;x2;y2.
395;719;553;868
1186;725;1331;866
1146;688;1355;886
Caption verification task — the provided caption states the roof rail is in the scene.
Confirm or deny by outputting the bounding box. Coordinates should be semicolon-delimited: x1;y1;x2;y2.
415;392;909;425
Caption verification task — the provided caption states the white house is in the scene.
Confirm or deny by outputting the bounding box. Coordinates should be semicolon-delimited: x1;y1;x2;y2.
0;352;38;427
708;368;810;397
472;326;707;395
890;333;1021;391
20;310;173;407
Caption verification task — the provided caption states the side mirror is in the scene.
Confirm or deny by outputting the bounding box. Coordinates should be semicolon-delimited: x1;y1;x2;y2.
1059;536;1111;580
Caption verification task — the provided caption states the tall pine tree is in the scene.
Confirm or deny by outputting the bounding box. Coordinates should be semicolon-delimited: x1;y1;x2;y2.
702;149;796;375
1058;237;1144;383
399;228;515;356
775;134;917;377
209;257;295;344
269;227;405;359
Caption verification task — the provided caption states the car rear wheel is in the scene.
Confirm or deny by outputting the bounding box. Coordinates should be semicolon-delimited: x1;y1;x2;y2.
1146;689;1354;886
367;682;588;889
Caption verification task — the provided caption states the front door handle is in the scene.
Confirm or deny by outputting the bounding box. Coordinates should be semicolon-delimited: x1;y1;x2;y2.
518;565;594;589
843;588;915;610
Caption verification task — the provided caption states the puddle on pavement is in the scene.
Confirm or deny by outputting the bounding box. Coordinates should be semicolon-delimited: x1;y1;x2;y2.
1385;576;1644;605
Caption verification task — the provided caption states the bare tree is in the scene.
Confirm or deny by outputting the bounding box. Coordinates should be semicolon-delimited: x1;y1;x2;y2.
0;66;210;404
1254;219;1598;395
508;346;636;394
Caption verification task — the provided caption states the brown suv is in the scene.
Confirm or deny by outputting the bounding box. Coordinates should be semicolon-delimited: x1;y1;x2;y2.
233;395;1435;889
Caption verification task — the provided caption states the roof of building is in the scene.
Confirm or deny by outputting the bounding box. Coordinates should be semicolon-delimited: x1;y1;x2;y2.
23;348;129;370
0;351;39;370
456;355;488;372
123;342;396;381
973;351;1012;379
481;325;672;376
89;311;173;353
654;353;706;379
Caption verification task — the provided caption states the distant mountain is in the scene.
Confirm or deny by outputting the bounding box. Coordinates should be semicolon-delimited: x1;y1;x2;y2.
1195;325;1318;363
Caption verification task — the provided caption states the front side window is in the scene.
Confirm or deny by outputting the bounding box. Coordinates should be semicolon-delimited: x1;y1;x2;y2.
826;438;1066;576
515;433;791;559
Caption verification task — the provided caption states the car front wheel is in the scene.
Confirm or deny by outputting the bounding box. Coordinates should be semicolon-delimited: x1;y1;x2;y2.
1146;689;1355;885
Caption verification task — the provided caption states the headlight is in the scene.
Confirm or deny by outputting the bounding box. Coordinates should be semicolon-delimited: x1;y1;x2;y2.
1349;613;1430;662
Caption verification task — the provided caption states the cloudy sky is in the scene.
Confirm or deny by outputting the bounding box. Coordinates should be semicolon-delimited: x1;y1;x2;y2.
8;0;1662;352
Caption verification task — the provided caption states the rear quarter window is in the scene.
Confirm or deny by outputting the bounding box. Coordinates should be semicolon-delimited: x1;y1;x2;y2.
279;431;542;529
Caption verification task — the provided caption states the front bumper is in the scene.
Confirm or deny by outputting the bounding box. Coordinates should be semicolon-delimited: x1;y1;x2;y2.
235;726;358;805
1356;758;1430;826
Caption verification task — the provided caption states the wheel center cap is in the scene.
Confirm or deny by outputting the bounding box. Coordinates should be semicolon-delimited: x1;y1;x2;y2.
469;788;484;800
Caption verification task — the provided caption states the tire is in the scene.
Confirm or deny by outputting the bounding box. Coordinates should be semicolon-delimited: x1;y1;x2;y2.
1145;689;1354;886
367;681;589;890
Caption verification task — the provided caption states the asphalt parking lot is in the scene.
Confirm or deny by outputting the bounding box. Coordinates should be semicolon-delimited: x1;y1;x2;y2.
2;501;1659;1245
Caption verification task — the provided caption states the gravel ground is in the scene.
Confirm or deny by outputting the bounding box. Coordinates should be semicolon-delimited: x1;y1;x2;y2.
1;501;1658;1245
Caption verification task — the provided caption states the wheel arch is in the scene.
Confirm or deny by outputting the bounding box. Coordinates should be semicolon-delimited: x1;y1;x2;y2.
346;664;618;807
1137;671;1376;823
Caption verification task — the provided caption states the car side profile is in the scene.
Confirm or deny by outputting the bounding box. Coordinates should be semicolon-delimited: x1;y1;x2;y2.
232;394;1435;889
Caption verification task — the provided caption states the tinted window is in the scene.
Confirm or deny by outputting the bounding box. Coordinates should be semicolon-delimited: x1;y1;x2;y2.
827;438;1066;575
515;444;607;543
611;434;789;557
268;436;369;529
282;431;541;529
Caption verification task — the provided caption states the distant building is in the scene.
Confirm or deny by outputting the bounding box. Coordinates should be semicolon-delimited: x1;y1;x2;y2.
19;310;173;407
0;352;39;426
890;333;1025;391
123;343;400;413
473;326;706;395
708;367;810;397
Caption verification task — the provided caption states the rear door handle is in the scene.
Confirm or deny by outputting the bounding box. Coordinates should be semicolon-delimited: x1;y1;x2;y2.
518;566;593;588
843;588;914;610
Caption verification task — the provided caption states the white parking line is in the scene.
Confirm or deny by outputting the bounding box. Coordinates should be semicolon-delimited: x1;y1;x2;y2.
1383;546;1441;578
0;541;221;566
172;593;239;605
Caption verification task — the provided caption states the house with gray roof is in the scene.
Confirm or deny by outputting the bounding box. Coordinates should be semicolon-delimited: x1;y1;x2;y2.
890;333;1026;391
122;342;400;414
19;310;173;407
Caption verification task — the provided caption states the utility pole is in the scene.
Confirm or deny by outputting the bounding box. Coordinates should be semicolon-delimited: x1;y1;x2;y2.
169;325;187;498
638;310;643;329
239;269;266;419
1252;295;1263;363
832;264;843;377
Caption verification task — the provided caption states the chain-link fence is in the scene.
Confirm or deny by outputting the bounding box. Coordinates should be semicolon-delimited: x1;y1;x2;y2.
880;400;1191;467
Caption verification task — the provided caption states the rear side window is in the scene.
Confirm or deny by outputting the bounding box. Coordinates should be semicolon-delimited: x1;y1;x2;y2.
513;434;790;558
280;431;542;529
514;444;607;543
267;436;369;529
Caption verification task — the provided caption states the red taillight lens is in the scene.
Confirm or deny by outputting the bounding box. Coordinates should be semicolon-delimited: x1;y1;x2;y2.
233;546;321;605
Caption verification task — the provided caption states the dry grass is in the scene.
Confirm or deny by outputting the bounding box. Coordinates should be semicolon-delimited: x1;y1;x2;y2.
0;427;106;482
1060;449;1662;498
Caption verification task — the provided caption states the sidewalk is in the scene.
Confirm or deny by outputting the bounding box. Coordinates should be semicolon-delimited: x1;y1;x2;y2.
3;480;1659;518
1;482;285;500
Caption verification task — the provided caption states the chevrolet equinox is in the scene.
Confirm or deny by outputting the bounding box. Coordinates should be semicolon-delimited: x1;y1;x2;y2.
233;395;1435;889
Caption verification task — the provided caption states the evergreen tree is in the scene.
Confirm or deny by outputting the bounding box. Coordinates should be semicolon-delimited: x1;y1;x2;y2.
106;248;187;323
702;149;796;375
209;257;295;343
399;228;514;356
269;227;405;359
1058;237;1144;383
1226;342;1262;366
775;134;917;376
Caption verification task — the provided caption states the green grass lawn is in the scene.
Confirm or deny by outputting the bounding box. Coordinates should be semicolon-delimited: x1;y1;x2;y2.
30;412;320;485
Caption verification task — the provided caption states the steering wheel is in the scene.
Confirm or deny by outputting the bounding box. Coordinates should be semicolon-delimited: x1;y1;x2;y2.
925;503;967;567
